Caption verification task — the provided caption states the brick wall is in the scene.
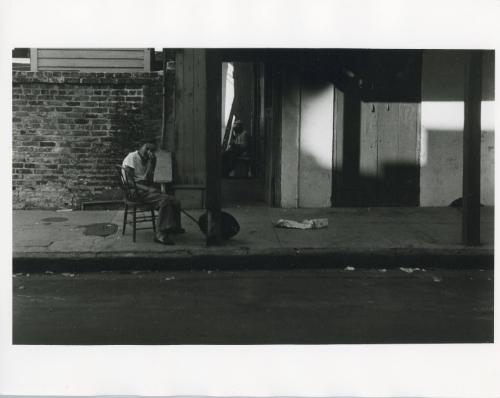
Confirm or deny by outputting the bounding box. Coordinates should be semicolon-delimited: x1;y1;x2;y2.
12;71;166;209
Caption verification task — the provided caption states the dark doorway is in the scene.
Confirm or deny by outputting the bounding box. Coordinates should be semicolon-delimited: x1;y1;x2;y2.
220;61;267;205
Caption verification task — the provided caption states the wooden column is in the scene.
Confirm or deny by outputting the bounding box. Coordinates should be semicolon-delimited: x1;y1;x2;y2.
205;50;222;245
30;48;38;72
160;49;168;150
462;51;482;246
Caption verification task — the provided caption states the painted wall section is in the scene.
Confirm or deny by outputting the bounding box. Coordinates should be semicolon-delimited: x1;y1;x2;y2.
299;78;334;207
32;48;151;72
173;49;207;208
280;70;334;208
280;68;301;208
420;50;495;206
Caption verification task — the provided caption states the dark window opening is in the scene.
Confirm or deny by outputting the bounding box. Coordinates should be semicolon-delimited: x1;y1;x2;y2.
12;48;31;71
221;62;263;179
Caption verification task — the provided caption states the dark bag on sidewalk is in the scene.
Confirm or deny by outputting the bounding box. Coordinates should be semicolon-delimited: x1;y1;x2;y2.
198;211;240;239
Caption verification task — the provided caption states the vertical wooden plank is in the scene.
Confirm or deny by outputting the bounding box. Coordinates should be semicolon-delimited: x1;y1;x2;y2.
143;49;151;72
220;62;228;139
462;51;482;246
358;100;378;205
272;64;283;207
160;49;167;149
30;48;38;72
415;102;421;205
332;87;344;205
339;92;363;205
174;50;185;182
257;63;266;181
376;102;400;205
280;67;301;208
181;49;195;184
298;77;334;208
397;103;420;205
166;52;176;153
193;49;207;186
398;104;419;163
263;63;274;205
205;50;222;244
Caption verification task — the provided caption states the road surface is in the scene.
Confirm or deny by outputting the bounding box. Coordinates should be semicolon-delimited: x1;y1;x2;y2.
12;267;493;344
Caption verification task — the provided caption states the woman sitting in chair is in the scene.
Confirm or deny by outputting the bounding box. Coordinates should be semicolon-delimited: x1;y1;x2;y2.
122;139;184;245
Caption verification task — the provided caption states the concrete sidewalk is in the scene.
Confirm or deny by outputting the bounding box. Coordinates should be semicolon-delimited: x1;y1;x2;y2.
12;206;494;272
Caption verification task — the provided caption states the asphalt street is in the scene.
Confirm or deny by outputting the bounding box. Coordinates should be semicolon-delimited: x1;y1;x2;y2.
12;267;493;345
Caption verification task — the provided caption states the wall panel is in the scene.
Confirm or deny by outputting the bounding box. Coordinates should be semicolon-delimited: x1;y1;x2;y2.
174;49;207;194
33;48;150;72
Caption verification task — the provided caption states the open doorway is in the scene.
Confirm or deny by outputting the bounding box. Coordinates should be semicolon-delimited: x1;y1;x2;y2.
220;61;266;205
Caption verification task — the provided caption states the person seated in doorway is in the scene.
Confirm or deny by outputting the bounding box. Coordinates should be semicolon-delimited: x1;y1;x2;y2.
222;120;251;177
122;139;184;245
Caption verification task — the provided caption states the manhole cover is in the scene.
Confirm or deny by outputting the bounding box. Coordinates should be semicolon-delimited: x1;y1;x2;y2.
41;217;68;222
83;223;118;237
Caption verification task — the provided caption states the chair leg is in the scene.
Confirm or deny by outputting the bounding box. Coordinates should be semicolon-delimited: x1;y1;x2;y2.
151;209;156;234
122;204;128;235
132;205;137;242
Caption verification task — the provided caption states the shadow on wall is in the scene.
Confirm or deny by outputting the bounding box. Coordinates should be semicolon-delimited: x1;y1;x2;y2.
333;162;420;206
296;148;420;207
277;50;423;207
419;50;495;206
420;129;495;206
333;93;421;206
328;50;423;207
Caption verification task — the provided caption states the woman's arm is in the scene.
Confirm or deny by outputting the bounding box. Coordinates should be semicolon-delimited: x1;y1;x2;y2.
144;153;156;182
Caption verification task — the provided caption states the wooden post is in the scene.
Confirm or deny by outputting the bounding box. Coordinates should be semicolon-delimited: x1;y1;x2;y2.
30;48;37;72
160;49;168;150
462;51;482;246
205;50;222;245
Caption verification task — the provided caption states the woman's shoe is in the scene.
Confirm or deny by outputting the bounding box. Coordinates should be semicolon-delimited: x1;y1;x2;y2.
154;235;175;245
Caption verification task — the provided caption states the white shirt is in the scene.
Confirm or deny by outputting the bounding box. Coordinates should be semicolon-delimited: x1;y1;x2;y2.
122;150;149;181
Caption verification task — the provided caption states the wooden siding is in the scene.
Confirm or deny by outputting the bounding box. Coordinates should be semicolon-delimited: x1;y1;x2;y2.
173;49;207;187
279;67;301;207
333;93;420;206
31;48;151;72
298;77;334;208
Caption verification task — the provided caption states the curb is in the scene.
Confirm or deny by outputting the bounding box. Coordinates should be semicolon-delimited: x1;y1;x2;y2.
12;247;494;273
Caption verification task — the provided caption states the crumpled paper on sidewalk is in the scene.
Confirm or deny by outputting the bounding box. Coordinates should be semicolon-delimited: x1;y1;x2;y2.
274;218;328;230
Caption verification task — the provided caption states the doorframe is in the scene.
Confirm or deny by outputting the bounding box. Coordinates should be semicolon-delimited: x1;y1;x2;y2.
217;50;281;207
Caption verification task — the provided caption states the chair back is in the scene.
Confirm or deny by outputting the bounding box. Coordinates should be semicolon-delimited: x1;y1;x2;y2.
115;165;140;202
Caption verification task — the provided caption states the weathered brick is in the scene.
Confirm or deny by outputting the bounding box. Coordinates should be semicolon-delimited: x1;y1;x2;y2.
12;70;163;209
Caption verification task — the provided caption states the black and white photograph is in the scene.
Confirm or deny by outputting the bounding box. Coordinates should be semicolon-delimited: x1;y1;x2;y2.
1;1;499;397
10;47;495;345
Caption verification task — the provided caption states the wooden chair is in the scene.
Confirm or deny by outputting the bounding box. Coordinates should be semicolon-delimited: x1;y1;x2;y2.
115;165;158;242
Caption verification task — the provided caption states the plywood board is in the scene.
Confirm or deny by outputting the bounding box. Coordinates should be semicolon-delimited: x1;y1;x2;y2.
38;49;145;59
174;49;207;187
153;150;173;183
377;102;419;205
37;67;143;72
280;68;301;208
298;77;334;208
182;49;195;181
174;50;185;182
193;49;207;185
38;58;144;68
